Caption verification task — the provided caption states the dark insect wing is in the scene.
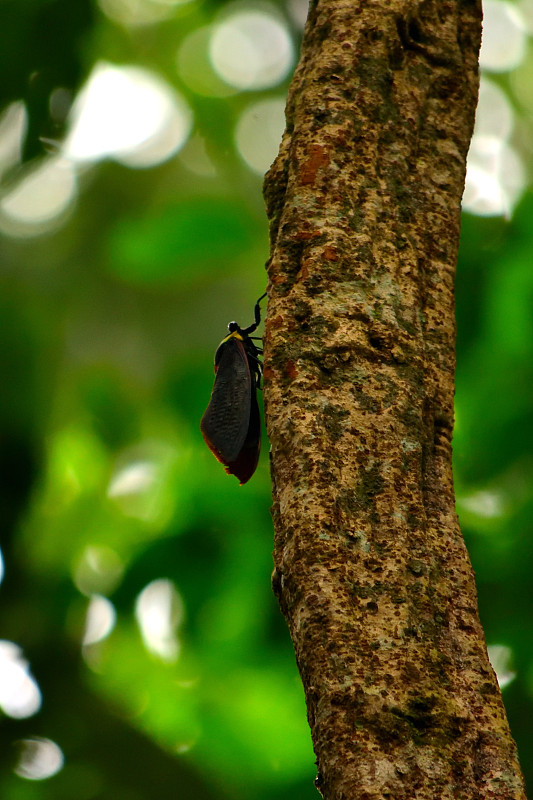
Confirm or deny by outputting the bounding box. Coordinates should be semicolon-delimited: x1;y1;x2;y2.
200;337;252;463
201;292;265;483
226;380;261;484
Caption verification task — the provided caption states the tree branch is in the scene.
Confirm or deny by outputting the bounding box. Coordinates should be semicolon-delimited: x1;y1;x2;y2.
263;0;526;797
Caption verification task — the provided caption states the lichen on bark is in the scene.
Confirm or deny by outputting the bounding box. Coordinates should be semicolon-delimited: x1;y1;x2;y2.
262;1;526;798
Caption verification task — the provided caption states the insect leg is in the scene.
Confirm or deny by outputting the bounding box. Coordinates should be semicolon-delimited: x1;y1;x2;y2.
243;292;267;335
254;292;267;327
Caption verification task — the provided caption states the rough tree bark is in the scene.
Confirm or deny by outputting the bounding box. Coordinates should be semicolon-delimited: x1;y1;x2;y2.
262;1;527;799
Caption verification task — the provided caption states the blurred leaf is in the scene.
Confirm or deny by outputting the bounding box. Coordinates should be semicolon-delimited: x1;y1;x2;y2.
107;198;258;285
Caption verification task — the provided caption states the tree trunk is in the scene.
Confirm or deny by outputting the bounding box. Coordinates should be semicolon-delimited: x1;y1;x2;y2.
262;1;526;798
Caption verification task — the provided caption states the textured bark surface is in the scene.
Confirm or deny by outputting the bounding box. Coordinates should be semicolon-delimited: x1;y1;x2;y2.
262;1;527;799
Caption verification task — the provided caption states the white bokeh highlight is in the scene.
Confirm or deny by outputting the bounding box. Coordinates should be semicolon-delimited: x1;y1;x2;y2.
488;644;516;689
518;0;533;33
0;101;27;181
0;156;77;235
474;79;514;141
63;62;192;167
107;441;177;524
210;10;293;90
287;0;309;28
0;641;41;719
135;578;183;662
480;1;528;73
108;460;158;498
74;545;124;597
14;738;65;781
464;137;525;217
99;0;195;28
235;97;285;174
459;489;505;519
464;78;525;217
0;63;194;237
83;595;117;646
177;26;238;97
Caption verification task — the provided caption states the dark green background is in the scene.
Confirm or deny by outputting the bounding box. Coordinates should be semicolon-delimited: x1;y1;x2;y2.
0;1;531;797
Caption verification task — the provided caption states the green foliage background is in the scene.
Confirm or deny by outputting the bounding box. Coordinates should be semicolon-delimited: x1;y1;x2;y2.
0;1;531;797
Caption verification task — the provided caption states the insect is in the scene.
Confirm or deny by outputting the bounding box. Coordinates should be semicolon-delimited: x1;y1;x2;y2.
201;293;267;484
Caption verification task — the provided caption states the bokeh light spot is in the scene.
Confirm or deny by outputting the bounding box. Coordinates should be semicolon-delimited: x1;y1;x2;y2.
107;441;177;524
74;546;124;597
135;578;183;662
475;78;514;141
511;48;533;113
99;0;195;28
49;88;73;125
0;156;77;237
235;97;285;174
179;133;217;176
209;9;293;90
0;101;27;181
464;136;525;217
14;738;64;781
0;641;41;719
63;62;192;167
480;1;527;72
463;75;525;218
488;644;516;689
519;0;533;32
108;460;157;498
177;27;238;97
287;0;309;28
83;595;117;646
459;489;505;519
